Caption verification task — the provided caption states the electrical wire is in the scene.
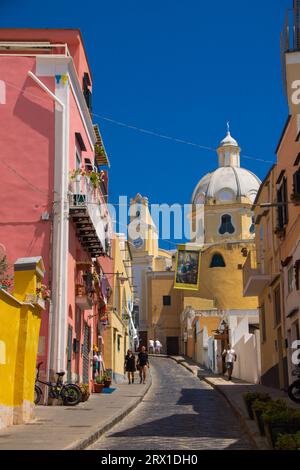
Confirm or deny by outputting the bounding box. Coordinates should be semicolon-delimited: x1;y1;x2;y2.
3;78;276;165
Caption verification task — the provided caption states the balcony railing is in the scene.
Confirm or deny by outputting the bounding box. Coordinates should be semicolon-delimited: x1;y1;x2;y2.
69;175;106;258
243;251;271;297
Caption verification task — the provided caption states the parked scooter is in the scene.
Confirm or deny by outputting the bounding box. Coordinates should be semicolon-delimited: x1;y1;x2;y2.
288;364;300;403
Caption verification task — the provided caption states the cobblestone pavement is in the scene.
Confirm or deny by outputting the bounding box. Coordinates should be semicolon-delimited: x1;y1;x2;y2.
89;357;252;450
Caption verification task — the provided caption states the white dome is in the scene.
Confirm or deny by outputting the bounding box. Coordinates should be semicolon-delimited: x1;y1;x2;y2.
219;131;239;148
192;166;261;204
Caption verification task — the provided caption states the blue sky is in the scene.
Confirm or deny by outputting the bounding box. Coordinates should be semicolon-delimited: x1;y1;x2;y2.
0;0;292;247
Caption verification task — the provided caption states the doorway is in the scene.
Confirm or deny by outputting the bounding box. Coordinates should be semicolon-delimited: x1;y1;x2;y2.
166;337;179;355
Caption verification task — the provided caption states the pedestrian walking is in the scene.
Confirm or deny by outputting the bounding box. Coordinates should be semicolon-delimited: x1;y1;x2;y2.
222;344;237;381
154;339;162;354
93;346;101;379
124;349;136;384
137;346;149;384
148;339;154;354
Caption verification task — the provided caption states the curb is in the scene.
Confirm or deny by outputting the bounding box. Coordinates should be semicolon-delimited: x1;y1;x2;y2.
65;377;152;450
169;355;268;450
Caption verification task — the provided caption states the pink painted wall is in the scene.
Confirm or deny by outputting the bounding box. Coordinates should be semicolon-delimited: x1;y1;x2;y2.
0;29;93;88
0;56;55;374
0;30;112;388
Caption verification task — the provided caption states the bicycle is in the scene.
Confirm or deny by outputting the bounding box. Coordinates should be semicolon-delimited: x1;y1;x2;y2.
34;362;82;406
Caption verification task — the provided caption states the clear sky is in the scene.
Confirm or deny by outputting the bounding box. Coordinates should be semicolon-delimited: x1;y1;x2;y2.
0;0;292;247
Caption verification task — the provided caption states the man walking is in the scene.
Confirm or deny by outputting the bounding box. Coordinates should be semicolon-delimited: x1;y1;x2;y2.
222;344;237;381
137;346;149;384
155;339;162;354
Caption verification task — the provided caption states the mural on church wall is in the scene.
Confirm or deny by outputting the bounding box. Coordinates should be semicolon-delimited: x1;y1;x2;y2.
174;245;201;291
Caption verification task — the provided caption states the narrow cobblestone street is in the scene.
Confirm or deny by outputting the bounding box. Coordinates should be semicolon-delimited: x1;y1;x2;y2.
89;357;252;450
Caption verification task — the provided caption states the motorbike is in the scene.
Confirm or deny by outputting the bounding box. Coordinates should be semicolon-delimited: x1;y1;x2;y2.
288;364;300;403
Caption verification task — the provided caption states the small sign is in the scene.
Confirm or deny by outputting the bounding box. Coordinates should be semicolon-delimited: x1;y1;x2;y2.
285;53;300;114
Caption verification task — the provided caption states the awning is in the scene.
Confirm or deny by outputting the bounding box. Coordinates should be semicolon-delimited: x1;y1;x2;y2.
94;124;110;167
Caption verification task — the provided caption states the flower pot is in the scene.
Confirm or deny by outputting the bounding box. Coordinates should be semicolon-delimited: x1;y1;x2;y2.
94;383;104;393
104;380;112;388
264;422;300;448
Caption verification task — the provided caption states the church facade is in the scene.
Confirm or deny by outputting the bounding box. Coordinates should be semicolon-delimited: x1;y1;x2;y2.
179;129;262;383
129;129;262;382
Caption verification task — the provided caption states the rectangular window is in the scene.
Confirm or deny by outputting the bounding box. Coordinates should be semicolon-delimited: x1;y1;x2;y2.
163;296;171;306
293;169;300;195
287;266;294;294
83;73;92;113
261;304;266;342
277;177;289;228
76;149;81;170
274;286;281;326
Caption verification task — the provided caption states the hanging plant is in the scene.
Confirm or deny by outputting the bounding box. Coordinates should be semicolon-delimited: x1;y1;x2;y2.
36;284;51;301
70;167;105;189
0;255;13;291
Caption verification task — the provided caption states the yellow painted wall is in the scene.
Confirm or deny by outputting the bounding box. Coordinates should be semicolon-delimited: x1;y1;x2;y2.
103;312;129;381
0;257;45;429
104;237;131;382
147;273;182;350
183;243;258;310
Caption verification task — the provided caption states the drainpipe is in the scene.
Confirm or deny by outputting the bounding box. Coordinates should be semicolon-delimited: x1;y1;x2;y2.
27;71;66;376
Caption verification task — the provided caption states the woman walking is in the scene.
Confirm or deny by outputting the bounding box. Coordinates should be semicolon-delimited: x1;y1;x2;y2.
124;349;136;384
137;346;149;384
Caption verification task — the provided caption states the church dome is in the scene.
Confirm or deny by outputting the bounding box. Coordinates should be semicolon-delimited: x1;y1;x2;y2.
192;128;261;204
192;166;261;204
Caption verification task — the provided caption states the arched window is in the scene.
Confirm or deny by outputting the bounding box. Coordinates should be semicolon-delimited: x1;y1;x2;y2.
219;214;235;235
210;253;226;268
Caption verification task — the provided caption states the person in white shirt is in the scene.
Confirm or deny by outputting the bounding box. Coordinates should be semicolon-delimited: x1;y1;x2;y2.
148;339;154;354
155;339;162;354
222;344;237;381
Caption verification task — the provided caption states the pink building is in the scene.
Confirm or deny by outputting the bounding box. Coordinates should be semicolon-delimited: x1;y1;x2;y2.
0;29;113;391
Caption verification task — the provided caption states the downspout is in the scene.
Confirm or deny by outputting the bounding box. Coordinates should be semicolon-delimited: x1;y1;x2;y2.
27;71;66;375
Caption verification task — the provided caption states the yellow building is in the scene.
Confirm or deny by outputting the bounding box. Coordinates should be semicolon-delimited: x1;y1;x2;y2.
128;130;262;382
128;194;182;353
0;257;46;429
103;234;135;383
179;129;261;382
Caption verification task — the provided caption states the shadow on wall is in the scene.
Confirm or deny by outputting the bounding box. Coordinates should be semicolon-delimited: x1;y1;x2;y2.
12;74;54;207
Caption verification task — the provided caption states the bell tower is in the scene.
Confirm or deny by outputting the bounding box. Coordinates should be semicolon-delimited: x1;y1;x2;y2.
217;123;241;168
128;194;158;258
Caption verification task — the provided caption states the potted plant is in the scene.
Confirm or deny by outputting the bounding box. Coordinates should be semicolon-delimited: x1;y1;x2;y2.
78;383;90;402
101;372;112;388
252;398;274;435
36;284;51;302
275;431;300;450
263;405;300;448
243;392;271;420
94;376;105;393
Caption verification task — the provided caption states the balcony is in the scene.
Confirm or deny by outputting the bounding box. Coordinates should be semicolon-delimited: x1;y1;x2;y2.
243;251;271;297
75;283;93;310
69;175;106;258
